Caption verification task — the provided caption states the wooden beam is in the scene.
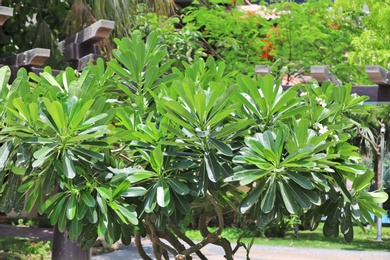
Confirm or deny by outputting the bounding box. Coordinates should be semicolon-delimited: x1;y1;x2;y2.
58;19;115;53
255;65;271;78
4;48;50;67
310;66;341;86
0;6;13;26
58;19;114;71
366;65;390;86
69;53;102;71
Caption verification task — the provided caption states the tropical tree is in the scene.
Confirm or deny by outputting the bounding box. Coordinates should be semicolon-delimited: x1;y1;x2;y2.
0;0;177;67
335;0;390;70
0;30;388;260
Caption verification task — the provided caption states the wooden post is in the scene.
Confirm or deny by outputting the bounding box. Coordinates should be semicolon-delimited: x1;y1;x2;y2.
0;6;13;26
310;65;342;86
0;48;51;82
58;19;115;71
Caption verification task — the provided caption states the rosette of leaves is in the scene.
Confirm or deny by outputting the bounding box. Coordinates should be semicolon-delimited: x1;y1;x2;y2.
226;74;388;242
0;64;141;247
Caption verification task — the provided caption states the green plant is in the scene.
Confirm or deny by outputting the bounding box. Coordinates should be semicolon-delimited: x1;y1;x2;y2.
182;3;272;75
0;29;388;260
0;237;51;260
335;0;390;70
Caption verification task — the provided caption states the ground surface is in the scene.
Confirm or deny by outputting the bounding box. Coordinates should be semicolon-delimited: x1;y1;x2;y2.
1;224;390;260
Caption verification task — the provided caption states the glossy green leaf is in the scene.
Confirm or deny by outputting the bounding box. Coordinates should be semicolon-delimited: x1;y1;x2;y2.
70;218;83;238
96;187;112;200
144;185;157;213
57;205;68;232
96;193;107;214
33;143;58;160
278;180;299;214
156;179;170;208
261;181;276;213
81;191;96;207
12;98;31;121
66;195;77;220
120;223;132;246
62;150;76;179
121;187;147;197
239;181;267;214
80;224;98;249
167;178;189;195
205;151;221;183
286;172;314;190
209;138;232;156
0;140;13;172
73;147;104;161
172;191;190;214
118;205;138;225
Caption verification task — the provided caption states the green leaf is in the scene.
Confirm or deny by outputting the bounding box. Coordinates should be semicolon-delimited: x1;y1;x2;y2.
12;98;31;121
33;143;58;160
145;185;157;213
70;218;83;239
117;205;138;225
151;146;163;174
120;223;132;246
335;164;367;175
209;138;232;156
278;180;300;214
0;140;13;172
81;191;96;207
262;148;278;164
121;187;147;197
167;178;189;195
62;150;76;179
57;204;68;232
112;181;131;199
289;182;313;209
96;187;112;200
43;192;65;214
286;172;314;190
261;180;276;213
80;224;98;249
358;191;389;204
205;151;221;183
156;179;170;208
70;99;95;128
73;147;104;161
172;191;190;214
239;181;267;214
96;193;107;214
66;195;77;220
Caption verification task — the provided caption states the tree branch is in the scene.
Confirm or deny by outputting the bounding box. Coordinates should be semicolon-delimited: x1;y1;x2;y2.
169;223;208;260
134;230;153;260
144;216;179;257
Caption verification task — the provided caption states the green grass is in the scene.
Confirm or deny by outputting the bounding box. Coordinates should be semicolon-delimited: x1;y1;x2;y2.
0;236;51;260
185;223;390;252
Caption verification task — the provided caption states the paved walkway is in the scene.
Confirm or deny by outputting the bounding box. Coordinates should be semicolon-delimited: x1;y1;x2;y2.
92;243;390;260
1;224;390;260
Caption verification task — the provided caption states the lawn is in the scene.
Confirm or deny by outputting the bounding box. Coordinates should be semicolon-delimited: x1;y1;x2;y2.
0;236;51;260
185;223;390;252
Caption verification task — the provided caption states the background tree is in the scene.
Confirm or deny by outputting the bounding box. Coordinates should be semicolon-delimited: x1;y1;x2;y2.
335;0;390;70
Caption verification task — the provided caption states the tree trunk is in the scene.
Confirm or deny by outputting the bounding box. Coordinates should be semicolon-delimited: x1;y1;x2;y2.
51;225;91;260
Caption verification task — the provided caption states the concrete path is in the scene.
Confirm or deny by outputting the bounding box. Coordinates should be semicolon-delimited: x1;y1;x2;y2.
92;242;390;260
1;224;389;260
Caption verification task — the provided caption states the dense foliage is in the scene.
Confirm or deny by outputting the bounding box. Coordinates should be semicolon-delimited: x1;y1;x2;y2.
0;30;388;259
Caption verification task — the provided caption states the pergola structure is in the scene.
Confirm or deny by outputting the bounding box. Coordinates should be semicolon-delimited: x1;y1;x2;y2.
255;65;390;104
0;6;115;82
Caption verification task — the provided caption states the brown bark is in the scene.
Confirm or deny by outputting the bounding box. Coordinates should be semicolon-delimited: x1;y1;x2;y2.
134;230;153;260
169;223;207;260
51;225;91;260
